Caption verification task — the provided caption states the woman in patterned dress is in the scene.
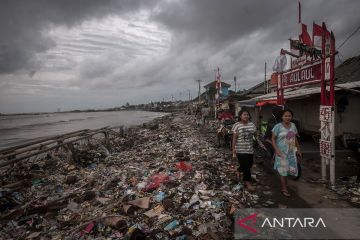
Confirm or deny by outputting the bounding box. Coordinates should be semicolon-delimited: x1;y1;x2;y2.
271;109;302;197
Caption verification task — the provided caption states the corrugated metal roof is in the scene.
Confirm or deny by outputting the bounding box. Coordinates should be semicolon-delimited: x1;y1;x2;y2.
335;56;360;84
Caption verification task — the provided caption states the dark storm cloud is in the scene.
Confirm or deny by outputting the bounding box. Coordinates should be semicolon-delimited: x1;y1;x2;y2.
0;0;158;73
153;0;360;51
153;0;293;46
2;0;359;75
149;0;360;84
1;0;360;113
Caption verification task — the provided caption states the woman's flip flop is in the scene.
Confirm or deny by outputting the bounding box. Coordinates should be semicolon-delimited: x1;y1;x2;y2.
281;190;291;197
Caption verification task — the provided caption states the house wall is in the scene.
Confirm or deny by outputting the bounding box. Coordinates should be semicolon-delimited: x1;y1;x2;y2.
205;86;229;101
286;95;320;133
334;93;359;135
257;93;359;136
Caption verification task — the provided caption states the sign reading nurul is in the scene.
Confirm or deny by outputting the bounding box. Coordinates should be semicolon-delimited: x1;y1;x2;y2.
282;62;321;88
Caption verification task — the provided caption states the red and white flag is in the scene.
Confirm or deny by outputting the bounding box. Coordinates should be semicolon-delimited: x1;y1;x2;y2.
299;23;312;46
313;22;323;49
313;22;331;50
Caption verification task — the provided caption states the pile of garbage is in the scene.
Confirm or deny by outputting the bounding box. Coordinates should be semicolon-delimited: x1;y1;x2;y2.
333;176;360;205
0;114;269;239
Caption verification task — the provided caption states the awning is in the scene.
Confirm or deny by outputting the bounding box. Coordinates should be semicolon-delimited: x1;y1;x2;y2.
235;81;360;106
236;99;257;107
253;81;360;102
256;100;278;107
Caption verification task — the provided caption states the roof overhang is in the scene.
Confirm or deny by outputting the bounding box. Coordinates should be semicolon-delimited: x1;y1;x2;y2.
238;81;360;104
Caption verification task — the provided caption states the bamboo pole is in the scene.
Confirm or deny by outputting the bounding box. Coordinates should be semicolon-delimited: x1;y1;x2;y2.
0;129;91;161
0;128;115;168
0;129;89;155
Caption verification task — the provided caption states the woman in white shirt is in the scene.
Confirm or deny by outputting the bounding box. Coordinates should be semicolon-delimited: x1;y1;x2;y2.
232;109;257;191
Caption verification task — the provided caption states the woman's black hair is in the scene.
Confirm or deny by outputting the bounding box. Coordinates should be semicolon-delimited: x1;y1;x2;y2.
281;108;294;118
238;109;251;121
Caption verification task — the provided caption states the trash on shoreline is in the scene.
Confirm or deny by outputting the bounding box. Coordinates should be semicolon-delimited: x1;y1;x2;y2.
0;113;273;239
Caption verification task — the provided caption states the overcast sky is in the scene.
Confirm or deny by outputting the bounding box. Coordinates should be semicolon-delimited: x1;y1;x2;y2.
0;0;359;113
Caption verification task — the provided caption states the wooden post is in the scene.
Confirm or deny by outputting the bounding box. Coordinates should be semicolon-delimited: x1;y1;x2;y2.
264;62;267;94
277;73;284;106
67;143;79;163
320;22;327;181
329;31;336;186
104;131;110;147
119;126;124;137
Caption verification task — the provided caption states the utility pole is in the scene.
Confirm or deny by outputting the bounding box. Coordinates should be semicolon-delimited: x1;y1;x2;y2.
196;79;202;106
264;62;267;94
234;76;237;93
187;89;191;102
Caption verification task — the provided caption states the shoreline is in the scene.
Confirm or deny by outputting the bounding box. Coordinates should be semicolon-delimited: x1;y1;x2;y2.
0;109;174;117
0;111;170;150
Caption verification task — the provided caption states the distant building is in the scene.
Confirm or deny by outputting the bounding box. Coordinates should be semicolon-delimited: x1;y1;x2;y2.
203;81;231;104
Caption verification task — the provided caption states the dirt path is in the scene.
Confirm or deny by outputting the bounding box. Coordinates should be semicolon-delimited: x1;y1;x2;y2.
196;116;352;209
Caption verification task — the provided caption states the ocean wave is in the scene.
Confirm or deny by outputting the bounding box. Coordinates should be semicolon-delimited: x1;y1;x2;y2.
0;115;45;121
0;117;90;131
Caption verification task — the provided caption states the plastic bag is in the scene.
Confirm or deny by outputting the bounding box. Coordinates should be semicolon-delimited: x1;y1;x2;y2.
150;174;169;184
272;54;287;72
175;161;192;172
154;191;166;202
144;174;169;191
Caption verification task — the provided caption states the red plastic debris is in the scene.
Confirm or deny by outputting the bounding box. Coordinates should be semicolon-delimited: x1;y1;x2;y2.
150;174;170;184
80;221;95;236
175;161;192;172
144;182;160;192
144;174;170;192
